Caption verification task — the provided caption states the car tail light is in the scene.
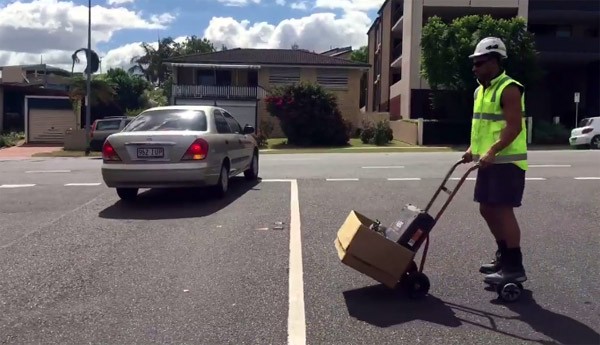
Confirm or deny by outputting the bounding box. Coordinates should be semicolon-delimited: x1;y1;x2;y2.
182;138;209;160
582;128;593;134
90;121;97;139
102;141;121;161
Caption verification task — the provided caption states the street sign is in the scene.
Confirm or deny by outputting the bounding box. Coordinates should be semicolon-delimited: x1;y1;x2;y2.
574;92;580;127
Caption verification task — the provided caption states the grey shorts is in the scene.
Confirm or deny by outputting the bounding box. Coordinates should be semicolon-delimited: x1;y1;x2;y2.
474;163;526;207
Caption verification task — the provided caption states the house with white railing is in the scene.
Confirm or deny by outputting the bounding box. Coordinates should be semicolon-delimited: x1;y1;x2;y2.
163;48;370;137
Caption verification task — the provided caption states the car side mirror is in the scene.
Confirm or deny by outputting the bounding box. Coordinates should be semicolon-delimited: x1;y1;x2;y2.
243;125;255;134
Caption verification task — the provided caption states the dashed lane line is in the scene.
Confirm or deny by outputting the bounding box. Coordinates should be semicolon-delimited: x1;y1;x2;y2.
65;183;102;186
387;177;421;181
325;178;359;181
0;184;36;188
25;170;71;173
574;177;600;180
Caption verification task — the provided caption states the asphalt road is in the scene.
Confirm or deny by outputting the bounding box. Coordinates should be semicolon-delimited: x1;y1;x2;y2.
0;150;599;345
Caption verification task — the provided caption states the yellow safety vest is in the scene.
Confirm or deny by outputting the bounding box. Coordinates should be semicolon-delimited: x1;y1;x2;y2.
470;71;528;171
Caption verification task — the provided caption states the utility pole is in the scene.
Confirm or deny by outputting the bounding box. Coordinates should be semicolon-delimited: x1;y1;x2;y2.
85;0;92;156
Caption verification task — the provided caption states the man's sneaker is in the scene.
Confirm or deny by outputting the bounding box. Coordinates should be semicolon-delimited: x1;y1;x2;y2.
484;269;527;285
480;250;502;274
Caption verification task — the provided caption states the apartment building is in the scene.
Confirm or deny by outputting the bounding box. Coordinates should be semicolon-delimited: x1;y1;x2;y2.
366;0;599;123
526;0;599;124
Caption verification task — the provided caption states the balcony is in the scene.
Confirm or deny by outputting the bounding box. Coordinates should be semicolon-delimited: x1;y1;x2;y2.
390;44;403;69
391;16;404;34
172;85;267;100
391;2;404;35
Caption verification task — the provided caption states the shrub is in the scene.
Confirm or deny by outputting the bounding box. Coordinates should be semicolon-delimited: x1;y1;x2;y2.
264;82;350;146
0;132;24;148
360;120;393;146
254;121;274;148
532;120;570;145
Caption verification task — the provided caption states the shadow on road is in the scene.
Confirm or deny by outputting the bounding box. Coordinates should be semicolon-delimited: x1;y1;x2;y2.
98;177;262;220
343;285;599;345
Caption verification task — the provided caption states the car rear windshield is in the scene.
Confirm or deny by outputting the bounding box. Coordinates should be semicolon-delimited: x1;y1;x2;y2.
123;110;208;132
95;120;122;130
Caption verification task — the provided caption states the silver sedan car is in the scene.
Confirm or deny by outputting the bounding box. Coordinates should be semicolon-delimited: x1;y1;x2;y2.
101;105;259;201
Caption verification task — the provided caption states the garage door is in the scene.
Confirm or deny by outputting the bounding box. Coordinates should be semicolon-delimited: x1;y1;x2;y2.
28;109;75;143
174;98;257;129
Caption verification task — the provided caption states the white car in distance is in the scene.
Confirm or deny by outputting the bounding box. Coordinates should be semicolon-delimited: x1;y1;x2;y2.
569;116;600;149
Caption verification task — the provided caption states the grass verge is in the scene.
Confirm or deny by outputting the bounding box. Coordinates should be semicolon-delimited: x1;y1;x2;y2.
32;150;102;158
259;138;454;154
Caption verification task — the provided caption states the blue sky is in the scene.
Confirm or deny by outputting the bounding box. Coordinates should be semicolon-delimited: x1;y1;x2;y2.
0;0;382;70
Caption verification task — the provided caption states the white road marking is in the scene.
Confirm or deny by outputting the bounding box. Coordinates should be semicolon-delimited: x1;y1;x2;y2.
288;179;305;345
530;165;571;168
260;178;306;345
0;184;36;188
387;177;421;181
574;177;600;180
64;183;102;186
525;177;546;181
25;170;71;173
326;178;359;181
362;166;405;169
449;177;476;181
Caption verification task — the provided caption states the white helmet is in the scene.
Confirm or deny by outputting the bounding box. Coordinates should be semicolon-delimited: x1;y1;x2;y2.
469;37;507;59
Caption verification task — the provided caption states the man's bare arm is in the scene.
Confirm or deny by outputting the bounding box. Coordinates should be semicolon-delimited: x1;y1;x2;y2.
490;85;523;154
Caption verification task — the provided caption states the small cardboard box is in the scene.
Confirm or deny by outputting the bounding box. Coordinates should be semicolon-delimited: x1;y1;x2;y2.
334;210;415;289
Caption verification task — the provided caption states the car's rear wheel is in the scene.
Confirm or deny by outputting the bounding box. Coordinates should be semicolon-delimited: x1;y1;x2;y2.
116;188;138;201
213;162;229;198
244;150;259;180
591;135;600;149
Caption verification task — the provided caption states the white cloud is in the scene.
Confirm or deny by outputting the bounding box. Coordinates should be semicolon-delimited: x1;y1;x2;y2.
203;11;372;53
0;0;175;72
290;1;308;10
107;0;134;5
0;0;376;76
217;0;261;7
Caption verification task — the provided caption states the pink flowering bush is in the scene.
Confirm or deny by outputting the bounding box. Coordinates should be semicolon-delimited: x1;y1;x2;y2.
265;82;350;146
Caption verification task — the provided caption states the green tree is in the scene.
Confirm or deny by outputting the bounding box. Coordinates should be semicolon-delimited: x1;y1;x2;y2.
420;15;541;119
129;35;217;99
68;74;116;107
350;46;368;64
104;68;151;111
350;46;368;108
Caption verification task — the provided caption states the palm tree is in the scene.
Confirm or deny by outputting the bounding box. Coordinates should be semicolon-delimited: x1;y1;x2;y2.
68;74;116;107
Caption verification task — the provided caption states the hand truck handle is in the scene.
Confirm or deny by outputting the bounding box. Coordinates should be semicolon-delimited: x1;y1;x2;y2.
424;158;479;222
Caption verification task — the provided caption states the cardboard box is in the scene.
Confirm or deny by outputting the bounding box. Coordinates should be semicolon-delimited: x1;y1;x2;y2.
334;210;415;289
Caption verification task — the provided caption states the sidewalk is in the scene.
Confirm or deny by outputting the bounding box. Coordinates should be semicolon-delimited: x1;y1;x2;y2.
0;144;62;160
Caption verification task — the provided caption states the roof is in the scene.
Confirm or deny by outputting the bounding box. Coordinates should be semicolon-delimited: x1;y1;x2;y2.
164;48;370;68
0;64;71;76
321;46;352;57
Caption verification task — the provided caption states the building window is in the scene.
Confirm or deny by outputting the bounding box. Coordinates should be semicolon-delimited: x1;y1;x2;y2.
556;25;572;38
268;68;300;85
316;69;348;90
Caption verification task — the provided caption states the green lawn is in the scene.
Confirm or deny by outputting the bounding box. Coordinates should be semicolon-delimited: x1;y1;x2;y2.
260;138;454;154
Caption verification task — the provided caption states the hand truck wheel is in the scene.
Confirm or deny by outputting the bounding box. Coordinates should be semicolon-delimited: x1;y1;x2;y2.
403;271;430;299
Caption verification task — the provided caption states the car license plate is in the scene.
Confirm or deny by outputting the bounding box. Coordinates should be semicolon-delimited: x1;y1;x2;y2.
137;147;164;158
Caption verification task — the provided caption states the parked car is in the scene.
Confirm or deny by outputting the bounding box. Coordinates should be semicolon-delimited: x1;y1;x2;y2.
90;116;132;151
569;116;600;149
101;105;259;201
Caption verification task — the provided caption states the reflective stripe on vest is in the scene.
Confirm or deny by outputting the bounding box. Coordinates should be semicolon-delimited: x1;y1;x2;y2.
472;153;528;163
